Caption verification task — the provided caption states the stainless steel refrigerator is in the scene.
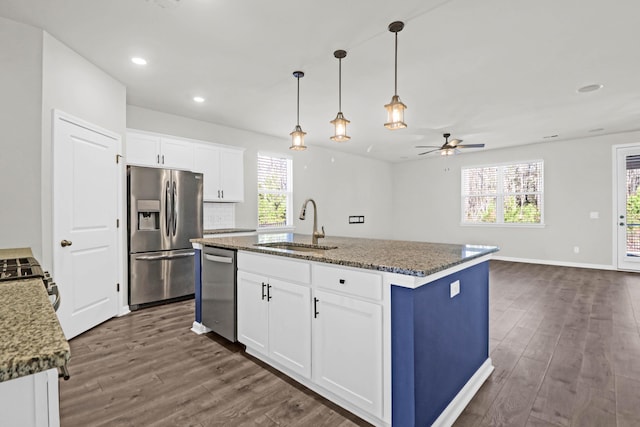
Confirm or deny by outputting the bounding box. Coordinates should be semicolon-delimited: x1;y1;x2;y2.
127;166;203;309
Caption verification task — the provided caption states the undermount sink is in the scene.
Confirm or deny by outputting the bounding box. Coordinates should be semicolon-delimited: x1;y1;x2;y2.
254;242;338;252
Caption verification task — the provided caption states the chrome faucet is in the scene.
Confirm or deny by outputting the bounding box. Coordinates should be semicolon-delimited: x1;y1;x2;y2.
299;198;325;245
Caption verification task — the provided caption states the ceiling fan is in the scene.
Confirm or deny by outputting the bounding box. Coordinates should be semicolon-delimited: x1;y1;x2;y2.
416;133;485;156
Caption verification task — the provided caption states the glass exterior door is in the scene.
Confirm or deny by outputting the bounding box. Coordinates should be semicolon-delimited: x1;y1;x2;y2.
617;147;640;270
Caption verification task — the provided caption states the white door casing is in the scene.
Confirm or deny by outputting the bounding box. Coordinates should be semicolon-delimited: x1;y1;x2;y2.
53;112;119;339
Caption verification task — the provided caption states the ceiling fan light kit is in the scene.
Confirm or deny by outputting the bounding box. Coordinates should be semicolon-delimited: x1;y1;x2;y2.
416;132;486;156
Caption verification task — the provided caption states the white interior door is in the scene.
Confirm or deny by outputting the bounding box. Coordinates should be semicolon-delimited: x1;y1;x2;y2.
616;146;640;271
53;112;119;339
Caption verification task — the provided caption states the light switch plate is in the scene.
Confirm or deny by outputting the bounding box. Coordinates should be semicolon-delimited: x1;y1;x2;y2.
450;280;460;298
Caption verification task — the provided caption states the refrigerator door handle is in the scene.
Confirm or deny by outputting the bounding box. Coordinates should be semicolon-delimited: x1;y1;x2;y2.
165;181;171;237
172;181;177;236
136;252;195;261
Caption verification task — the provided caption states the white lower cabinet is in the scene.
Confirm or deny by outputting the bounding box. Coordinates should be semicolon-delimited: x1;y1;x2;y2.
237;252;386;424
0;368;60;427
237;270;312;378
312;289;383;418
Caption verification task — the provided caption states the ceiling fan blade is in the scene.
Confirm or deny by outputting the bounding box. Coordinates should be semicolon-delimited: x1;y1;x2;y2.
456;144;485;148
415;145;441;148
449;139;463;147
418;149;441;155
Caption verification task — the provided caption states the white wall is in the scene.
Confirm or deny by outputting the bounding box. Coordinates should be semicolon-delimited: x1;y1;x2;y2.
40;32;127;268
391;131;640;268
126;105;394;239
0;17;43;259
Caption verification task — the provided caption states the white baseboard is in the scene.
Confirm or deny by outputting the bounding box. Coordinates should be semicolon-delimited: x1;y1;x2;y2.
190;321;212;335
492;255;615;271
433;358;494;427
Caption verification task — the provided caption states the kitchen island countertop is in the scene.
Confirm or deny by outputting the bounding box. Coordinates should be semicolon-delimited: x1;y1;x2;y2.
0;249;70;383
191;233;498;278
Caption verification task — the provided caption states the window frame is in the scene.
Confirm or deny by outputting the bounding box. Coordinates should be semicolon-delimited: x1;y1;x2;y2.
460;159;545;227
257;151;293;230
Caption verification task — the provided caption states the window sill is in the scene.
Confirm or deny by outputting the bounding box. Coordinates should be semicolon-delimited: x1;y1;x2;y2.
257;226;296;234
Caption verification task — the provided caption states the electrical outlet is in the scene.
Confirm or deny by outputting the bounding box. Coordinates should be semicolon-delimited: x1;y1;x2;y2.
590;211;599;219
450;280;460;298
574;246;580;254
348;216;365;224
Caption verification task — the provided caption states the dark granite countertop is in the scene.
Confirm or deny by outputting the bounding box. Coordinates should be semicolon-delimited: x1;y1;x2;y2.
0;248;70;382
192;233;498;277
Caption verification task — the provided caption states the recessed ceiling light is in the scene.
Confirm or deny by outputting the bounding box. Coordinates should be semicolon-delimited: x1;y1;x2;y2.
588;128;605;133
577;84;603;93
131;57;147;66
193;96;205;103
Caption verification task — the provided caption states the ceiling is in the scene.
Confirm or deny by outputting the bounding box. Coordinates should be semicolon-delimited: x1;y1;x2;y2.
2;0;639;162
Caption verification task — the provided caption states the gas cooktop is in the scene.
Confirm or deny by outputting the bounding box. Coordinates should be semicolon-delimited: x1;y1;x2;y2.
0;257;45;282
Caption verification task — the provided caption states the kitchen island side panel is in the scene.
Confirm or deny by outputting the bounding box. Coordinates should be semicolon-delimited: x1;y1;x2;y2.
195;248;201;323
391;261;489;426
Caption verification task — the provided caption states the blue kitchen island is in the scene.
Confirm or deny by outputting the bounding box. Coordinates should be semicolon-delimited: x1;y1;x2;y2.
192;234;498;427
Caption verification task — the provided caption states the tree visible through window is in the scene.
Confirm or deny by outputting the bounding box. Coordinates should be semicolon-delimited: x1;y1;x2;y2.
258;154;292;228
462;161;543;225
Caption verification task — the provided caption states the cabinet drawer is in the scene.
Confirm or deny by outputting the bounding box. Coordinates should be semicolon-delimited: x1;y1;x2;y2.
238;251;311;284
313;264;382;301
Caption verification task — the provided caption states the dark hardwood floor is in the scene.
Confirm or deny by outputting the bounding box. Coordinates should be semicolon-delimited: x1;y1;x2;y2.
59;261;640;426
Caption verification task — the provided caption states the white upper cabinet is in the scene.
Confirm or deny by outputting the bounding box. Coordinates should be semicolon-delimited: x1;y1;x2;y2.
125;131;194;171
126;130;244;203
194;144;244;202
160;137;194;170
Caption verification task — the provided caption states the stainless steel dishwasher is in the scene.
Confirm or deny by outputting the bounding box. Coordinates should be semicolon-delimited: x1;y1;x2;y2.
201;246;237;342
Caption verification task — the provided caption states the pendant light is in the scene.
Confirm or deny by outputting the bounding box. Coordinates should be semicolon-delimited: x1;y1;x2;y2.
330;50;350;142
384;21;407;130
290;71;307;150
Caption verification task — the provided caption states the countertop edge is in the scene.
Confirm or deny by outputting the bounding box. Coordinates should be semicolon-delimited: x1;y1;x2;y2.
192;237;499;277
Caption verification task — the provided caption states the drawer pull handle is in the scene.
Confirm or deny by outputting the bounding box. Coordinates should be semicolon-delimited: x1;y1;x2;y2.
339;279;346;284
261;282;266;300
267;284;272;301
313;297;319;318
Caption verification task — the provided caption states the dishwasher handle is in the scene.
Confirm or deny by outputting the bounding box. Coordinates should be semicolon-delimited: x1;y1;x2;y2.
204;254;234;264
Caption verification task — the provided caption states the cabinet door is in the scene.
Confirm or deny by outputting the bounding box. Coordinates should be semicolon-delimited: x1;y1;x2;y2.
126;132;161;167
312;289;383;417
160;137;194;170
237;271;269;356
268;278;312;378
219;148;244;202
194;144;222;201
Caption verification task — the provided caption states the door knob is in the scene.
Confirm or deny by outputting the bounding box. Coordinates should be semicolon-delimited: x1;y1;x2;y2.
60;239;73;247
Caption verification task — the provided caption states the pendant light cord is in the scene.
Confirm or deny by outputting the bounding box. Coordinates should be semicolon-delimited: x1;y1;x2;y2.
296;75;300;126
338;57;342;112
394;31;398;96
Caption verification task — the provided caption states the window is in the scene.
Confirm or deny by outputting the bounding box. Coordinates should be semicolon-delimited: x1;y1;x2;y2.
462;160;543;225
257;153;292;229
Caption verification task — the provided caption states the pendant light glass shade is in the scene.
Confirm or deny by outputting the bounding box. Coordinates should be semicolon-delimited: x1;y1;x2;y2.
330;112;350;142
384;21;407;130
289;71;307;151
330;50;350;142
290;125;307;150
384;95;407;130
